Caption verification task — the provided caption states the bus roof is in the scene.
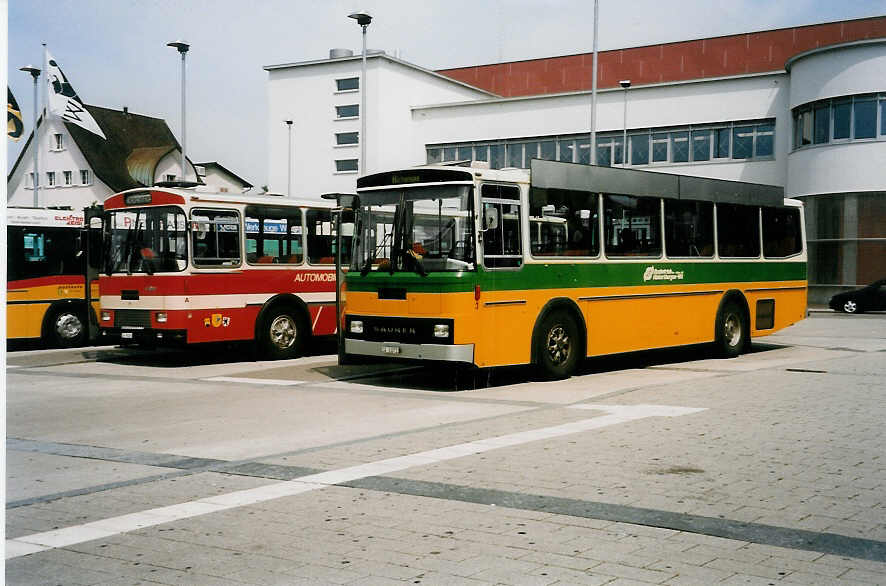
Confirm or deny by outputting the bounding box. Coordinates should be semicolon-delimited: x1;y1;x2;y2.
6;207;85;228
530;160;786;207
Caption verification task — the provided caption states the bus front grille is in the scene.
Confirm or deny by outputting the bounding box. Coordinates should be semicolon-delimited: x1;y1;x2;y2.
114;309;152;328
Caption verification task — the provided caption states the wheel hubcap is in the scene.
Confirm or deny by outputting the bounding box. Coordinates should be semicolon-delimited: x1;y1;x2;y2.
546;325;571;366
844;301;857;313
723;313;741;347
56;313;83;340
269;315;296;349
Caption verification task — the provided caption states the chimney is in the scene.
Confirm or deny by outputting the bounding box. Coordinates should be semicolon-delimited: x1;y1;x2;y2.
123;106;129;115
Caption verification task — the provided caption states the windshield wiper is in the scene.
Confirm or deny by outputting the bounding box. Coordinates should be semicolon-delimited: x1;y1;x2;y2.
361;230;392;277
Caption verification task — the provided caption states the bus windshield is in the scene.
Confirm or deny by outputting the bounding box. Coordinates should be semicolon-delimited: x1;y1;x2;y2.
351;185;475;274
104;206;187;274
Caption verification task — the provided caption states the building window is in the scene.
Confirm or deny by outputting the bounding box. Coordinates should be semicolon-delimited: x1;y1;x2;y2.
336;77;359;92
793;93;886;149
46;171;56;187
80;170;91;185
336;132;359;145
52;133;64;150
63;171;73;185
427;119;775;170
336;104;359;118
335;159;358;172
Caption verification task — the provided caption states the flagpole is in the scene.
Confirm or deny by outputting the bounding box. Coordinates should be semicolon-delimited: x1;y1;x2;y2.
19;64;41;207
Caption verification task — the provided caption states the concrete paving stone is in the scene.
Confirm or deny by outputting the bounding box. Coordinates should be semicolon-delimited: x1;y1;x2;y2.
663;532;751;551
704;557;792;580
517;550;603;572
841;567;886;583
343;558;426;580
592;561;678;583
594;577;661;586
647;560;734;583
5;569;59;586
470;566;559;585
718;575;788;586
526;564;612;585
286;563;368;584
6;557;115;585
680;545;769;565
740;542;825;562
758;555;850;578
224;566;328;585
569;538;642;559
407;570;495;586
777;571;866;585
632;545;718;567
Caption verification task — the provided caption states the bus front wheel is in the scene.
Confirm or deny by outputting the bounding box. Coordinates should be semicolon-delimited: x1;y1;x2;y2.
715;301;748;358
46;306;87;348
535;310;580;380
260;307;305;360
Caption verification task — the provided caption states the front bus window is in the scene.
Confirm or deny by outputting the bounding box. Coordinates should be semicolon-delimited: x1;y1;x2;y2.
104;206;187;274
191;209;241;267
351;183;474;274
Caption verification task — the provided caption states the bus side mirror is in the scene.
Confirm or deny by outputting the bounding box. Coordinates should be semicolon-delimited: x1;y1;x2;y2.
484;208;499;231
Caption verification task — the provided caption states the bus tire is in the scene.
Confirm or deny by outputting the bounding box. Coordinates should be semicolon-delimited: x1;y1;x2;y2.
714;301;748;358
45;305;87;348
259;305;306;360
535;310;580;380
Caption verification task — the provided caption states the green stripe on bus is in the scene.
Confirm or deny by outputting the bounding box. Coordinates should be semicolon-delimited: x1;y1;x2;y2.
345;261;807;293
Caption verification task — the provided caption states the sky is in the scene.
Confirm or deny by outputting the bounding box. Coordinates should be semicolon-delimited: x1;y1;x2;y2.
7;0;886;189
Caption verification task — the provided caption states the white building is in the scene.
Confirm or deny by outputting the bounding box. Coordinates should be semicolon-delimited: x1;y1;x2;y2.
265;17;886;304
8;105;200;210
194;161;253;194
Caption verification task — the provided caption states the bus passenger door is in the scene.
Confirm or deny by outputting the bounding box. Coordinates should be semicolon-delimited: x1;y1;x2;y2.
477;184;530;367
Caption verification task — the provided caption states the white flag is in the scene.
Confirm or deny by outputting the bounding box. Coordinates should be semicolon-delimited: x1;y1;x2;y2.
45;50;106;139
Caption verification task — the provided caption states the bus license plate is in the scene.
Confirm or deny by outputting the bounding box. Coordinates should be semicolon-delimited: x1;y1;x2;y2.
121;332;133;339
381;344;401;355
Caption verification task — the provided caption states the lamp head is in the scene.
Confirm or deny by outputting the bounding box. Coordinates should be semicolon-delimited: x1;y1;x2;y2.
619;79;631;89
348;11;372;26
20;65;41;78
167;40;190;53
285;120;293;126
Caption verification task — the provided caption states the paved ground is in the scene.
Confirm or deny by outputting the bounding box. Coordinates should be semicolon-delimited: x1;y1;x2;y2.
5;313;886;585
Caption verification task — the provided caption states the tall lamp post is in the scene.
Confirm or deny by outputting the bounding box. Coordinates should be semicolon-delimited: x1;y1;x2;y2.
285;120;293;196
348;11;372;175
589;0;599;165
20;65;41;206
167;40;190;181
620;79;631;167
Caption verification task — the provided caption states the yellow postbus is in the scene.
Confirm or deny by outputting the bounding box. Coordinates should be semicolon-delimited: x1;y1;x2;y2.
342;160;806;379
6;207;102;347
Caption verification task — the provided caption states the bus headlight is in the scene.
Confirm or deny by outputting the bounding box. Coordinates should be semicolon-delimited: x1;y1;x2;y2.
101;310;111;322
156;312;168;323
350;320;363;334
434;324;449;338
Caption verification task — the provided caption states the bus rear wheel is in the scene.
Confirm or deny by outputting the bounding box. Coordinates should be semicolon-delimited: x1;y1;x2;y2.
715;301;748;358
535;310;580;380
260;307;305;360
47;306;87;348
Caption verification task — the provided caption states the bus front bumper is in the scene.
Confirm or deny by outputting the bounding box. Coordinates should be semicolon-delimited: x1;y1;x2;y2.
99;327;188;346
345;338;474;364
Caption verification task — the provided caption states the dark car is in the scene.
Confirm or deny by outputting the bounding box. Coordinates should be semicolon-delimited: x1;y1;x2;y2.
829;279;886;313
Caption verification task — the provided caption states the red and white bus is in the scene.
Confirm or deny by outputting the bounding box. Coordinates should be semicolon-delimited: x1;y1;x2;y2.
98;186;351;358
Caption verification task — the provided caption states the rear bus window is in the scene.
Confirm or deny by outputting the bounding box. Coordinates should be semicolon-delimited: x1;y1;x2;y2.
191;209;241;267
717;204;760;258
762;206;803;258
306;208;351;265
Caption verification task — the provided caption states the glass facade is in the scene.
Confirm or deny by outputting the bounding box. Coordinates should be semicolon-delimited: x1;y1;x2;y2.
427;119;775;169
793;93;886;149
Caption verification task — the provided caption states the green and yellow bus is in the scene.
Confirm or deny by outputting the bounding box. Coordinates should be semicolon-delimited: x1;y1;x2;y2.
343;160;806;379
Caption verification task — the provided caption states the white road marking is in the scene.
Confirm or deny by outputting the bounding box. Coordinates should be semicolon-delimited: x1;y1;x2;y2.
6;404;705;559
202;376;306;386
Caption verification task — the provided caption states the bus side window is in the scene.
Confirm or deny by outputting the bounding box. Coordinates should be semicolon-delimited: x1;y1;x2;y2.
717;204;760;258
762;207;802;258
664;200;714;257
604;194;662;257
528;187;599;257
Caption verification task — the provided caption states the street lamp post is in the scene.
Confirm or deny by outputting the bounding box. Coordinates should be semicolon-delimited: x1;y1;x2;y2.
589;0;599;165
285;120;293;196
20;65;41;206
348;11;372;175
620;80;631;167
167;40;190;181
